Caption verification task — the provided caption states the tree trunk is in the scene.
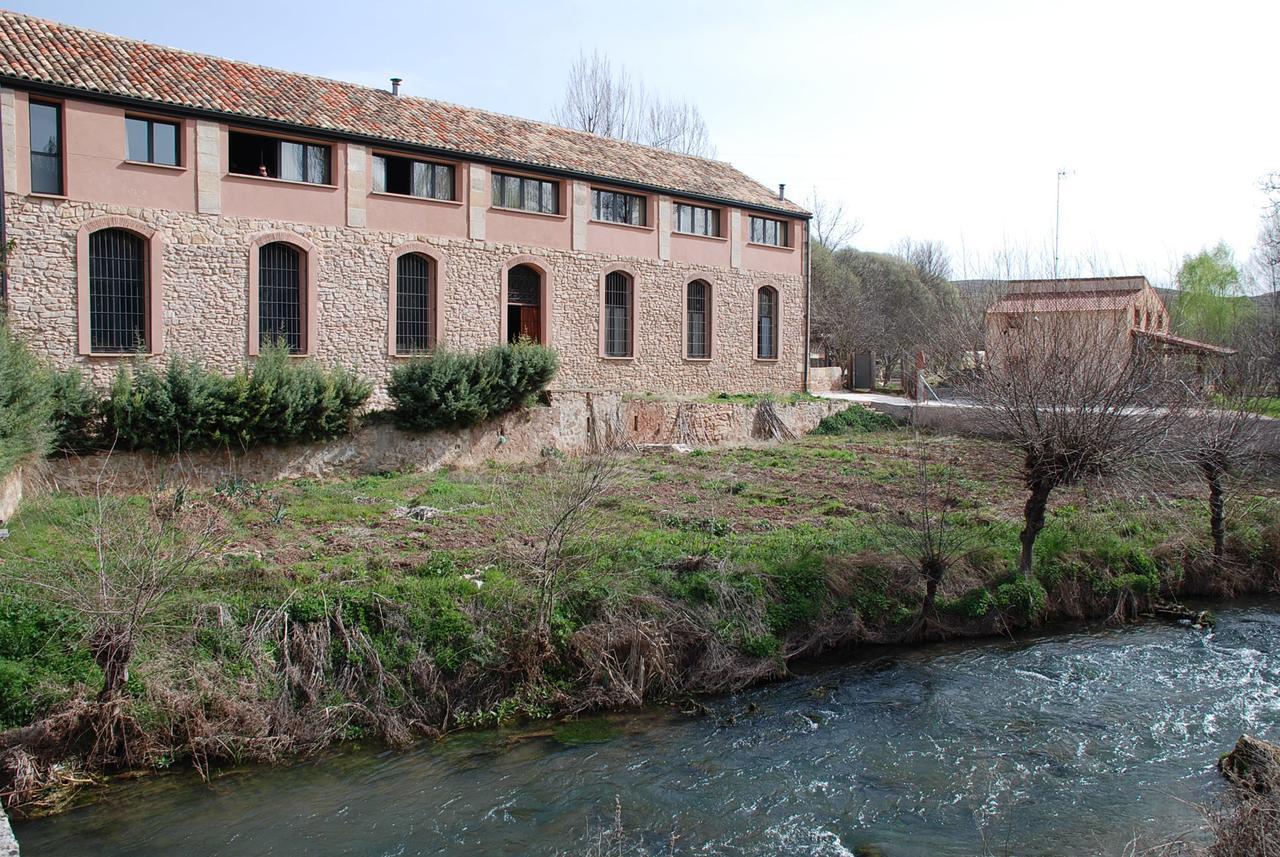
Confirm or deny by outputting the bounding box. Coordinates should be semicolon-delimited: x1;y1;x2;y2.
1018;478;1054;579
89;625;133;702
1208;471;1225;558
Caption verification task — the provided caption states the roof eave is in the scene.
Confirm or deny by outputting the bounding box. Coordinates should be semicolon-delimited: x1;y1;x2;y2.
3;75;811;220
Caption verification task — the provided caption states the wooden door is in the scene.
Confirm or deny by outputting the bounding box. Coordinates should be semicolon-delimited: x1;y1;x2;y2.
518;306;541;343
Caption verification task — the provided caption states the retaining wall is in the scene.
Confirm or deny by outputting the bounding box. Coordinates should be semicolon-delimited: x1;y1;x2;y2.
33;393;846;494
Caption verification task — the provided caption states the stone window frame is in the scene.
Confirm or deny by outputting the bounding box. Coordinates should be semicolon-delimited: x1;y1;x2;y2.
387;242;449;357
247;231;319;357
682;275;717;362
76;215;165;357
598;264;640;360
753;284;781;362
499;255;555;346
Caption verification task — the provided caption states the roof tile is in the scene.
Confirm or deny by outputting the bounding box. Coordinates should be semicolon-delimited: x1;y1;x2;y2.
0;10;807;216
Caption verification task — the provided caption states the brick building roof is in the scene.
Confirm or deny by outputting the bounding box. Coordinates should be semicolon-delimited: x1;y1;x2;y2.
988;276;1154;314
0;10;808;217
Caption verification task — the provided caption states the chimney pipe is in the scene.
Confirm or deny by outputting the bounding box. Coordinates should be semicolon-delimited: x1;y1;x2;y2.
778;183;786;200
390;77;402;97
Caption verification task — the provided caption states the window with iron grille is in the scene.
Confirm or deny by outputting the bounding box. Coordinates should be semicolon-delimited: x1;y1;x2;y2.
757;286;778;359
491;173;559;214
603;271;632;358
749;216;787;247
229;131;330;184
88;228;147;353
259;242;304;353
29;101;63;195
591;189;646;226
395;253;434;354
125;116;180;166
373;154;454;201
507;264;541;305
674;203;719;237
686;279;710;359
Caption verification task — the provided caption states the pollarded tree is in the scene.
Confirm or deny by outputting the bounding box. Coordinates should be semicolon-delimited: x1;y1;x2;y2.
1177;356;1271;558
966;311;1186;578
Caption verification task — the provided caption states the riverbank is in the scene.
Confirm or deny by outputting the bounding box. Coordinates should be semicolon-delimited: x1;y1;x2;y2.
1;423;1278;817
16;602;1280;856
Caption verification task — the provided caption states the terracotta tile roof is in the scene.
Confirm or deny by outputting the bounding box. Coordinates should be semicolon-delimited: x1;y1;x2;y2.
987;290;1138;314
0;10;808;217
1006;275;1149;295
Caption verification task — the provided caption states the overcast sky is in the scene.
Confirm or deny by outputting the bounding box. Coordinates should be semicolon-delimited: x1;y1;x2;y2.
16;0;1278;288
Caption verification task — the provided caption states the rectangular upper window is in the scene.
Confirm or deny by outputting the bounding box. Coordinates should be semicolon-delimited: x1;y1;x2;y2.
749;216;788;247
592;189;646;226
491;172;559;214
29;100;63;195
228;131;330;184
674;202;719;237
125;116;180;166
372;153;454;201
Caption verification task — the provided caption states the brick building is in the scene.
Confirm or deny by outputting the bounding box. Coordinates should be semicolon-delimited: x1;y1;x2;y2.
0;11;811;399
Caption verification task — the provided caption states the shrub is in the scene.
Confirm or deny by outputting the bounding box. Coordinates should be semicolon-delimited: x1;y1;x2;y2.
0;324;53;477
46;367;102;453
810;405;897;436
994;576;1047;619
102;345;371;453
387;342;559;431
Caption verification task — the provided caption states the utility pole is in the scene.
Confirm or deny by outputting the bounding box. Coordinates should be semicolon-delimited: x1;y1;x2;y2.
1053;168;1067;280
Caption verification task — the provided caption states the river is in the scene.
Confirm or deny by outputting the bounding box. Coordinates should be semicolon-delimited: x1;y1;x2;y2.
14;602;1280;856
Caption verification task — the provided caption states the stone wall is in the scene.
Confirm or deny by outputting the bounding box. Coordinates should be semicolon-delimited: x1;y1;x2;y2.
0;808;16;857
4;194;806;404
35;393;845;494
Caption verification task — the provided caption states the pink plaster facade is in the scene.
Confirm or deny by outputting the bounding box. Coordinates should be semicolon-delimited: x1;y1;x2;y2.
3;88;809;399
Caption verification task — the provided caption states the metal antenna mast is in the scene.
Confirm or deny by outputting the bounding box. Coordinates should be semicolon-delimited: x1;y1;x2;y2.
1053;168;1067;279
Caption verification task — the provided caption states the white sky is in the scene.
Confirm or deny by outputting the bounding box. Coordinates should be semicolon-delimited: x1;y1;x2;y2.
16;0;1280;288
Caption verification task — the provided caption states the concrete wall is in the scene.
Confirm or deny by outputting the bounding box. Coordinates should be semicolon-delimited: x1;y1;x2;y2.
34;394;846;494
0;808;16;857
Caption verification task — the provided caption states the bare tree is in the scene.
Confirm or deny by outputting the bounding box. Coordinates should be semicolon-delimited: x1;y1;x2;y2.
1174;355;1273;558
808;192;860;250
504;452;621;644
871;433;988;639
964;311;1186;578
552;50;715;158
2;481;221;701
897;238;953;284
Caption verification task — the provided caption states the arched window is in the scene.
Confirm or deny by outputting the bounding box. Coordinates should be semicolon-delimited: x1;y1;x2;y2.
88;228;148;352
686;279;711;359
395;253;435;353
756;286;779;360
603;270;633;358
258;241;304;353
506;263;543;344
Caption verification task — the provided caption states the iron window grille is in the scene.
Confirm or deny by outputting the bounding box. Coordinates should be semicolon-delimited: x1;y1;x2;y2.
88;228;148;353
258;242;304;353
749;216;787;247
395;253;434;354
686;279;710;359
674;203;719;237
229;131;329;184
603;271;633;358
373;154;454;201
491;173;558;214
29;101;63;195
591;189;646;226
507;265;541;306
125;116;180;166
757;287;778;359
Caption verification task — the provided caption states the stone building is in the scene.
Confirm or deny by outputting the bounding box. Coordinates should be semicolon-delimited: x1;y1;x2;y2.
0;11;811;400
985;276;1235;372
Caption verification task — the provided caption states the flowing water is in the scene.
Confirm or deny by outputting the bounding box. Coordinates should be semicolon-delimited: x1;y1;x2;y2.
15;602;1280;856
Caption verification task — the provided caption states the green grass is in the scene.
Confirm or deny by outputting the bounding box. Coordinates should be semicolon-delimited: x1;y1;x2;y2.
1;428;1276;744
